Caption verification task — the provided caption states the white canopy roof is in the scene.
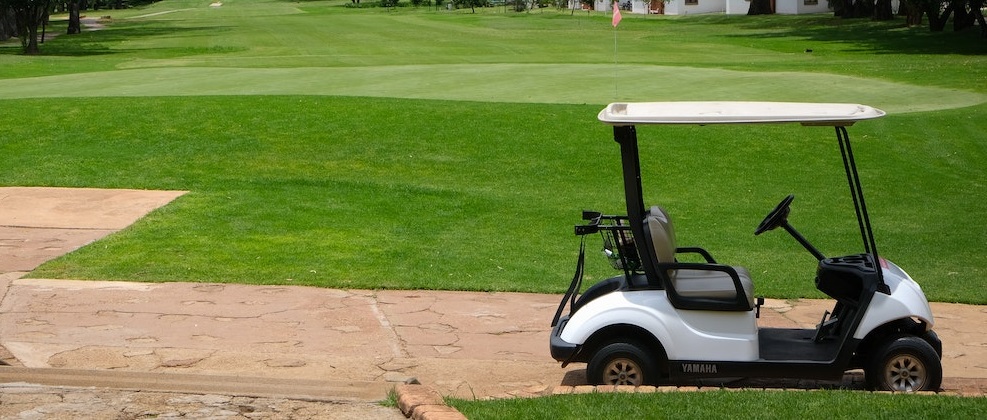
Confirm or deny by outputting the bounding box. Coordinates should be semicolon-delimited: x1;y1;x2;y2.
598;102;885;126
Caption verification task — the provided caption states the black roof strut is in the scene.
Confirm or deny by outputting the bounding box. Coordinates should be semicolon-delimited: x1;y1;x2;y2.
835;126;888;293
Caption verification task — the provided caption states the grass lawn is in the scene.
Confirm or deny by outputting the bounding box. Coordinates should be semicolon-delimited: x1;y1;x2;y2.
448;390;987;419
1;0;985;303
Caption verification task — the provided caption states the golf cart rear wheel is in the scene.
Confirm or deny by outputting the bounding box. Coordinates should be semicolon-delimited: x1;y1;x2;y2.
865;336;942;392
587;341;657;386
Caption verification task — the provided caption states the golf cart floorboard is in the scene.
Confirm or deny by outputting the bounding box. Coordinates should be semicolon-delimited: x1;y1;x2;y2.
759;328;840;362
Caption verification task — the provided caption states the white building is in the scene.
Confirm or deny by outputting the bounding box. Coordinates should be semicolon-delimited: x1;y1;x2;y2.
741;0;833;15
573;0;833;16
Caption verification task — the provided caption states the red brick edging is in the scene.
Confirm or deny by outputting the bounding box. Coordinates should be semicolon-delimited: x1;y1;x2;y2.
394;383;467;420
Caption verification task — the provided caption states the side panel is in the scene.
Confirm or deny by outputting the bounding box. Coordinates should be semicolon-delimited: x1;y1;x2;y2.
854;264;935;339
668;360;849;381
558;290;758;361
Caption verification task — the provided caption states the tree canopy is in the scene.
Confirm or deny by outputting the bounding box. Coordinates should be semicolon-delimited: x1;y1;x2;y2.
1;0;49;54
1;0;164;54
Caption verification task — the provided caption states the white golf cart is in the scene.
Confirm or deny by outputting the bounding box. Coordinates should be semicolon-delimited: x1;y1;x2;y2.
550;102;943;392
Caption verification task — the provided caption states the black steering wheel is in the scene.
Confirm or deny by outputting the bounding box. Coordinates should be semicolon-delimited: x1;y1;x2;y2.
755;194;795;236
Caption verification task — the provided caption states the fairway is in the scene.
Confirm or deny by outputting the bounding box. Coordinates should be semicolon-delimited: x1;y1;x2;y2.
2;1;985;113
1;64;984;113
2;0;985;304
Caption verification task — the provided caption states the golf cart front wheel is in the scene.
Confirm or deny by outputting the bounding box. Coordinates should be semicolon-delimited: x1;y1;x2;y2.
587;341;657;386
865;336;942;392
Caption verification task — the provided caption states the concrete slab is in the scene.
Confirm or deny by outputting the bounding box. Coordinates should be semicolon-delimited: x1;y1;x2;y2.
0;227;114;273
0;279;582;398
0;187;186;274
0;187;186;230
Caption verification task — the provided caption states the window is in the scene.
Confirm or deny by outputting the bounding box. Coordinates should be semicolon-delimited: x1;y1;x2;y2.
685;0;697;4
804;0;818;4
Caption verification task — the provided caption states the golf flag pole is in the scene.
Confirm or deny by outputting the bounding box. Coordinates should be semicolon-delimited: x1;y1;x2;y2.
612;2;621;99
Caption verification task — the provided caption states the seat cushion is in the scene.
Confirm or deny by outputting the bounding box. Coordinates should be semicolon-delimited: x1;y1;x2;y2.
671;266;755;309
646;206;676;264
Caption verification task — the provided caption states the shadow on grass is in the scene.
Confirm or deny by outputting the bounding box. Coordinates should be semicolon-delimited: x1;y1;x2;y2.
700;14;987;56
0;21;242;58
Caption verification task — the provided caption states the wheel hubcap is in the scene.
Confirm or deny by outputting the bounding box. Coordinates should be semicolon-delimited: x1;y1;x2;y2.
603;357;642;386
885;354;926;391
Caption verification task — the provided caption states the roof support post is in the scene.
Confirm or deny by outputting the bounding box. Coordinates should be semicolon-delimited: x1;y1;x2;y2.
613;125;661;286
836;126;888;293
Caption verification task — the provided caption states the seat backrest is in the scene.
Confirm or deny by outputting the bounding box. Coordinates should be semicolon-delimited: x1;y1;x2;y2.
645;205;676;267
645;206;754;311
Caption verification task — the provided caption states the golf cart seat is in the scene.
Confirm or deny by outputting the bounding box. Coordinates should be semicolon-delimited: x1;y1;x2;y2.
646;206;755;311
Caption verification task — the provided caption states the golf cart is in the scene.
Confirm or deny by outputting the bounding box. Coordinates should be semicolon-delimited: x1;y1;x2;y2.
550;102;943;392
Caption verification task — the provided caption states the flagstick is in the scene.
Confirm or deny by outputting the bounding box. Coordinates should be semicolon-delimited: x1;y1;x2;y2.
611;3;621;100
614;26;619;100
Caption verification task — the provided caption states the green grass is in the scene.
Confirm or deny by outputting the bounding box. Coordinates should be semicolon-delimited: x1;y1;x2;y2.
1;0;985;303
2;64;983;113
448;390;987;419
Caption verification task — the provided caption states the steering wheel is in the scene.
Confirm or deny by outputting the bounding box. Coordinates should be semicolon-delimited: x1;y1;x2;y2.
755;194;795;236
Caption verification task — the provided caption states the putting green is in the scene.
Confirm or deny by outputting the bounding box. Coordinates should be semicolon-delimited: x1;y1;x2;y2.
0;64;983;113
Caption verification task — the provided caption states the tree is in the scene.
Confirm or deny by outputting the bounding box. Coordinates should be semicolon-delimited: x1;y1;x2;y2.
896;0;985;35
747;0;773;15
2;0;51;54
834;0;874;18
1;6;18;42
971;0;987;37
900;0;926;26
67;0;81;35
915;0;982;32
453;0;487;12
873;0;894;20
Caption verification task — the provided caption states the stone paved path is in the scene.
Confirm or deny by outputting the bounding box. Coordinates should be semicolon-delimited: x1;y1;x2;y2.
1;187;984;418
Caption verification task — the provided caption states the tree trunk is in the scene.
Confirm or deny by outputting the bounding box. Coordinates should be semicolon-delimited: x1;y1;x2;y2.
67;1;80;34
837;0;874;18
747;0;772;15
2;7;17;41
901;1;925;26
971;0;987;37
952;0;975;31
873;0;893;20
929;2;952;32
855;0;873;17
24;17;38;53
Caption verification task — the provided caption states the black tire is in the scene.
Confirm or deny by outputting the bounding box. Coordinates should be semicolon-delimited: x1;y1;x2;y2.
586;341;657;386
865;335;943;392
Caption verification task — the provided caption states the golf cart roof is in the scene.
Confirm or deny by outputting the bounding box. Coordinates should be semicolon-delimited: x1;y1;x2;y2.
598;101;885;126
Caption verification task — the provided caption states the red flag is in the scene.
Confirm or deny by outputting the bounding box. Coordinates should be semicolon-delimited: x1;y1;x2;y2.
612;2;622;27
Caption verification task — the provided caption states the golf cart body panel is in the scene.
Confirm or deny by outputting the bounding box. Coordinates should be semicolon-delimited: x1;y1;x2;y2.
856;259;936;339
558;289;759;362
550;101;942;391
